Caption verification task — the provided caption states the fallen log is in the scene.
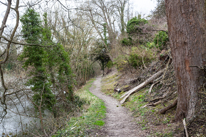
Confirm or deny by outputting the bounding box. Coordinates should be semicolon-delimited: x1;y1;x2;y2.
120;69;165;104
159;99;177;114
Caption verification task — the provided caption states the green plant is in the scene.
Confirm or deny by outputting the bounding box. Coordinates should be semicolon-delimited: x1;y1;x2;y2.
121;37;133;46
126;16;148;34
19;9;56;112
128;47;155;69
106;60;113;68
103;23;108;47
154;31;169;50
54;79;106;137
114;55;128;71
20;10;74;116
91;41;112;75
163;132;173;137
163;117;170;124
146;42;156;49
155;132;163;136
94;120;105;126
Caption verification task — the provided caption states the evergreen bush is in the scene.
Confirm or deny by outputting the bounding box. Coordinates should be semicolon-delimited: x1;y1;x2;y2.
121;37;133;46
154;31;169;50
126;17;148;34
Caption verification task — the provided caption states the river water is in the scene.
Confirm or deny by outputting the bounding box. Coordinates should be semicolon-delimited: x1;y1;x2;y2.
0;74;39;136
0;93;39;136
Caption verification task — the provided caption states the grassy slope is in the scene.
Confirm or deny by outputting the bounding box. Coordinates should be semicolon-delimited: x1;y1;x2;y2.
53;79;106;137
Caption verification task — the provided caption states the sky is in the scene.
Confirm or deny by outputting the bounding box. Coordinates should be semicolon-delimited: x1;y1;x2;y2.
130;0;157;17
0;0;157;21
0;0;158;35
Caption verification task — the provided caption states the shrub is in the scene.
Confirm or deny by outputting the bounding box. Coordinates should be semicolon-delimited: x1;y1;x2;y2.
146;42;156;49
121;37;133;46
106;60;113;68
128;47;156;69
154;31;169;50
126;17;148;34
114;55;128;71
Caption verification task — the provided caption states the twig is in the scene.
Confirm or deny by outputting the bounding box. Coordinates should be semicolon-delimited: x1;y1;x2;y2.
183;118;189;137
142;56;147;69
148;82;159;94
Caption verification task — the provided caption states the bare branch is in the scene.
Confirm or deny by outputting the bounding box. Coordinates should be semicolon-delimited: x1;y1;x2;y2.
0;0;11;40
0;35;57;48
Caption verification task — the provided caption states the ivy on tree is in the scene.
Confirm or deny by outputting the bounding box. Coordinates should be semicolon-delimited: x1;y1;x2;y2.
19;9;74;116
42;13;74;102
19;9;56;112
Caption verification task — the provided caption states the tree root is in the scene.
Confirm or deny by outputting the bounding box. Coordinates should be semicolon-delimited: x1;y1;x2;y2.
159;99;177;114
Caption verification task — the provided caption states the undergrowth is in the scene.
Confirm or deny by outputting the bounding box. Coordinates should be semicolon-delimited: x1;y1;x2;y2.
53;79;106;137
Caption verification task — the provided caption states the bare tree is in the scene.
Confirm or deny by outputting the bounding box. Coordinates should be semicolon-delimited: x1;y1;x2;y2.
115;0;128;35
0;0;19;122
80;0;117;49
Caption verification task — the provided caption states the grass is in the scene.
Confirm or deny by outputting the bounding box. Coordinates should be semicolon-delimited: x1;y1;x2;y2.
53;79;106;137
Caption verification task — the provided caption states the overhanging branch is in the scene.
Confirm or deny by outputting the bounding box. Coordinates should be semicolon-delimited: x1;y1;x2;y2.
0;35;57;47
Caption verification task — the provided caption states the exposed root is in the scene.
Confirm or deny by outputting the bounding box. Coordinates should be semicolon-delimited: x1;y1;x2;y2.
159;99;177;114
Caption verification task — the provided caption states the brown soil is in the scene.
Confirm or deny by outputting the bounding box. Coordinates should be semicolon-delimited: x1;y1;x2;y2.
89;76;148;137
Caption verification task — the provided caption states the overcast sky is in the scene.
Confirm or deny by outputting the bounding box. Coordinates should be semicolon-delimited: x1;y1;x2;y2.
130;0;157;16
0;0;157;20
0;0;158;33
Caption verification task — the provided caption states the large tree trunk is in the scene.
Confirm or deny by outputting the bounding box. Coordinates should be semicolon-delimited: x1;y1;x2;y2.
165;0;206;121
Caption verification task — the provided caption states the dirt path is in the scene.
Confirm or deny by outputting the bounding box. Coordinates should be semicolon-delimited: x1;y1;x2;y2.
89;76;148;137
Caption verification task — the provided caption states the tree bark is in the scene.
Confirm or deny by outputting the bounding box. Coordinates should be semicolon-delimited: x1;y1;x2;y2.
165;0;206;121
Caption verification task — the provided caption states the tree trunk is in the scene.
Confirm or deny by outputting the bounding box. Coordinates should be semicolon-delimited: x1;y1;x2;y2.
165;0;206;121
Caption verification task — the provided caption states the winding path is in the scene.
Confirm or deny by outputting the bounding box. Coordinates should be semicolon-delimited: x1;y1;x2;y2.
89;76;148;137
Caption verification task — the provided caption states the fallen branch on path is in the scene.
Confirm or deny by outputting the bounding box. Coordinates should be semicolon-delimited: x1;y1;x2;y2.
159;99;177;114
120;69;165;104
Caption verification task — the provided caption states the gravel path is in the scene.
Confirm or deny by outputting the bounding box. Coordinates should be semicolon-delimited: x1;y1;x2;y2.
89;76;148;137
